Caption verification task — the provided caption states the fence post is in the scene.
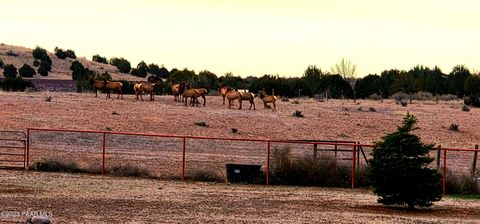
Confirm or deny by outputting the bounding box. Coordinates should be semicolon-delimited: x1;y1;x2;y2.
351;144;356;189
472;144;479;177
356;141;360;168
182;137;186;181
313;143;318;160
436;145;441;172
443;148;447;194
266;141;270;185
25;129;30;170
102;132;106;175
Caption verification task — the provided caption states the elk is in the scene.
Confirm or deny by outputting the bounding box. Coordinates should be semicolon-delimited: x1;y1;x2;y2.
241;92;256;110
226;89;242;110
172;81;187;102
194;88;208;106
183;88;200;107
219;85;233;105
134;81;160;101
258;89;277;111
90;78;106;97
105;81;123;99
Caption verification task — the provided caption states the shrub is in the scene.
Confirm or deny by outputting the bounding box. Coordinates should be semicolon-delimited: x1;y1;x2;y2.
369;93;382;101
368;113;442;209
107;164;154;178
70;60;86;80
92;54;108;64
19;63;36;78
194;121;208;127
292;110;304;117
368;107;376;112
411;91;433;101
3;64;17;79
109;57;131;73
464;95;480;107
449;123;459;131
189;169;223;182
1;76;34;91
438;94;459;101
38;62;50;76
269;147;352;187
400;100;408;107
33;60;40;67
30;158;84;173
32;46;47;59
445;170;479;195
390;92;410;102
54;47;67;59
462;104;470;112
65;49;76;59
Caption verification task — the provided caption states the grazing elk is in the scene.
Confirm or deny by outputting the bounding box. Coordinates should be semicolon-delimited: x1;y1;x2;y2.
219;85;233;105
241;92;256;110
194;88;208;106
226;89;242;110
105;81;123;99
172;81;187;102
258;89;277;111
90;78;107;97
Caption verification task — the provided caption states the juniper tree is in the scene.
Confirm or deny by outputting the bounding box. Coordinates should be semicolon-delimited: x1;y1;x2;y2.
368;113;442;210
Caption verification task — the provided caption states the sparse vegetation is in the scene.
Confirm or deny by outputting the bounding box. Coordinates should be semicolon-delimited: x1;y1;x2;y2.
231;128;238;133
292;110;304;117
269;147;354;187
194;121;208;127
449;123;459;131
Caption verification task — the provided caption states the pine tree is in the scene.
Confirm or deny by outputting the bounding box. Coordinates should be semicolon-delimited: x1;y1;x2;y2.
368;113;442;210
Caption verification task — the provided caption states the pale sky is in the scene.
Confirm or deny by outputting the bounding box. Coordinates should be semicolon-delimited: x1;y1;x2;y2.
1;0;479;77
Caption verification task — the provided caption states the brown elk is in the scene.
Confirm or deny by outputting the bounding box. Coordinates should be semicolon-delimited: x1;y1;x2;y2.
258;89;276;111
226;89;242;110
183;88;200;107
105;81;123;99
172;81;187;102
241;92;256;110
134;81;160;101
194;88;208;106
219;85;233;105
90;78;106;97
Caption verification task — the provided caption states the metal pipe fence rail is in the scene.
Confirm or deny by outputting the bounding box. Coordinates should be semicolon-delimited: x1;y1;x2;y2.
23;128;480;193
0;130;27;169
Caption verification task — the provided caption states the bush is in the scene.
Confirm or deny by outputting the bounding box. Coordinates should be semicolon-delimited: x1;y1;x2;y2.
109;57;131;73
292;110;304;117
369;93;382;101
368;113;442;209
189;169;223;182
464;95;480;107
107;164;154;178
30;158;84;173
19;63;36;78
1;76;34;91
38;62;50;76
92;54;108;64
462;104;470;112
438;94;459;101
449;123;459;131
65;49;76;59
445;170;479;195
411;91;433;101
390;92;410;102
54;47;67;59
3;64;17;79
33;60;40;67
269;147;352;187
32;46;47;59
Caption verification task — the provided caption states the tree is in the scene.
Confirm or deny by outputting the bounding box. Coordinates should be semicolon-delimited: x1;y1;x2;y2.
302;65;323;95
109;57;131;73
331;58;358;101
92;54;108;64
447;65;470;97
135;61;149;77
65;49;76;59
19;64;36;78
32;46;47;60
368;113;442;210
54;47;67;59
70;61;86;80
3;64;18;79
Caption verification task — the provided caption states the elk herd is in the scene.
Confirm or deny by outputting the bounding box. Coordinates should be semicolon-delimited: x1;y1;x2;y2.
90;78;277;111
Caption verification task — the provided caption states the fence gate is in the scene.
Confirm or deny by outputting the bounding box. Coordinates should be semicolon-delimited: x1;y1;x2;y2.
0;131;26;169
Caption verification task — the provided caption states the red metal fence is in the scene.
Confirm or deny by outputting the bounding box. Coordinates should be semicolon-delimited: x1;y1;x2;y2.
8;127;479;193
0;131;27;169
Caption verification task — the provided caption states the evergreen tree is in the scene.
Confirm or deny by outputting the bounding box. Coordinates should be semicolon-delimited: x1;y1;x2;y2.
368;113;442;210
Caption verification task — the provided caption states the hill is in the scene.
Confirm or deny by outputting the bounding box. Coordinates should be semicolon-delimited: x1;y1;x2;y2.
0;43;144;81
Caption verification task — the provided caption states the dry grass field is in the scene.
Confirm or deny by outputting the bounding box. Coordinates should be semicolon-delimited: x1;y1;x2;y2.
1;91;480;223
